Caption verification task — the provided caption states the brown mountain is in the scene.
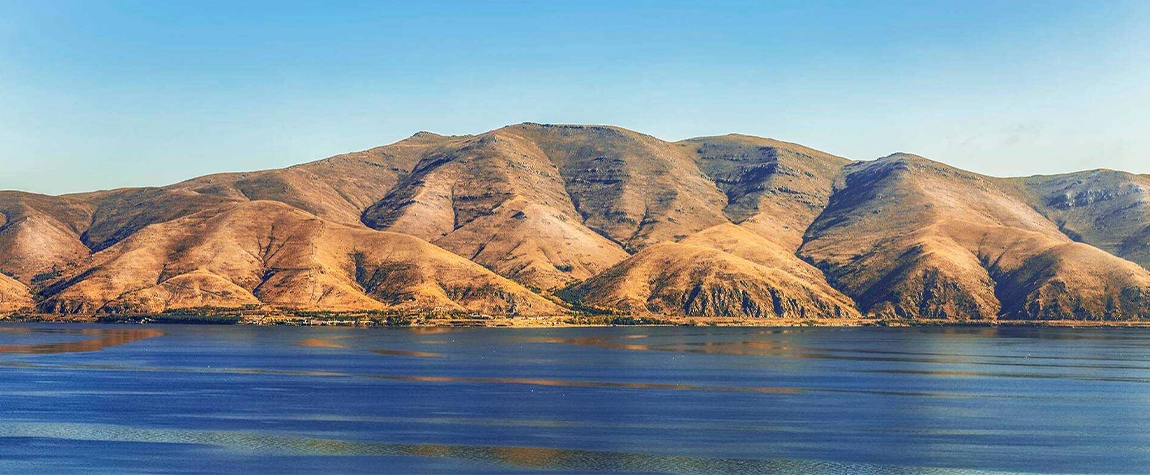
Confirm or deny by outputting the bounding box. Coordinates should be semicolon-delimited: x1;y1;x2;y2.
1019;170;1150;271
0;191;93;282
684;134;850;250
566;224;856;319
0;273;32;312
361;127;633;290
2;123;1149;322
36;201;560;316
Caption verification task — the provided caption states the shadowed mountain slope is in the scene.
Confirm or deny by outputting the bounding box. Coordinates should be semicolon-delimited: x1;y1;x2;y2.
362;128;630;290
0;133;443;283
362;124;847;289
72;131;444;252
683;135;851;250
173;131;444;226
507;124;731;251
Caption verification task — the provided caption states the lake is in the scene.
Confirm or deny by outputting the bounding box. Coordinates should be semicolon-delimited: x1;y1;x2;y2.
1;324;1148;474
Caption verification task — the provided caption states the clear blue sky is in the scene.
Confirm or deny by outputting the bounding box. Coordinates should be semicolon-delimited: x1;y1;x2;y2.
1;0;1147;194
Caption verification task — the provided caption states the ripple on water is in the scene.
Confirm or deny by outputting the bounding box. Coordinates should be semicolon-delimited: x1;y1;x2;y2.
0;421;1011;474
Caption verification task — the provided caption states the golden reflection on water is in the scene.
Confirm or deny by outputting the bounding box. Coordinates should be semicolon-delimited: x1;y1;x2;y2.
524;335;828;359
402;327;465;335
0;328;163;354
366;374;802;394
677;340;800;354
372;349;443;358
522;335;810;355
0;358;806;395
523;334;1150;371
295;338;347;349
522;336;656;352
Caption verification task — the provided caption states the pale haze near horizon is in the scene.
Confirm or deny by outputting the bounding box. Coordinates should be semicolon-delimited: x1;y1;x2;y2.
0;0;1147;195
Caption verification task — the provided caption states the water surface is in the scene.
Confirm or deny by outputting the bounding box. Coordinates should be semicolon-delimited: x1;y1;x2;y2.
1;324;1148;474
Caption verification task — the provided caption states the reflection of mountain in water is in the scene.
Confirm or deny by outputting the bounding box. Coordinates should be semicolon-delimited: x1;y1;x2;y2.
0;327;163;354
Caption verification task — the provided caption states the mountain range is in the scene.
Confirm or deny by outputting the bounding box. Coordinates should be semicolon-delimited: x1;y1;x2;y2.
3;123;1149;323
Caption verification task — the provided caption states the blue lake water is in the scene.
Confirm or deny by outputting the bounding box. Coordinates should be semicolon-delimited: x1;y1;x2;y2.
1;324;1149;474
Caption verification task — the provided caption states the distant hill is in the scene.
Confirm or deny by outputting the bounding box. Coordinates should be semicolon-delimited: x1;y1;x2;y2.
3;123;1149;322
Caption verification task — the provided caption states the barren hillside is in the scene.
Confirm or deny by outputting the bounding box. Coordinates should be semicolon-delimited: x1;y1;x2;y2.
3;123;1148;322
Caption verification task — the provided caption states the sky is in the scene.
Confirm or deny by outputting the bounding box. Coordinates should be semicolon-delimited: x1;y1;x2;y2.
1;0;1148;195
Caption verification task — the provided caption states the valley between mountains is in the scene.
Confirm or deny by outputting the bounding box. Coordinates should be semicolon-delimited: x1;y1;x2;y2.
4;123;1150;324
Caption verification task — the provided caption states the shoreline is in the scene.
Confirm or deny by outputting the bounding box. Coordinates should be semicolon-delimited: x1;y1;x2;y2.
5;314;1150;328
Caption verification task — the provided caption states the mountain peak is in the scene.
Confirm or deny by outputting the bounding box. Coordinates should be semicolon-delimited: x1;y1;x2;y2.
406;131;446;141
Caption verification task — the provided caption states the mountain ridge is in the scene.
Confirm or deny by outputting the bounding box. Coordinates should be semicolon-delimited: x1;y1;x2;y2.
3;123;1149;323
